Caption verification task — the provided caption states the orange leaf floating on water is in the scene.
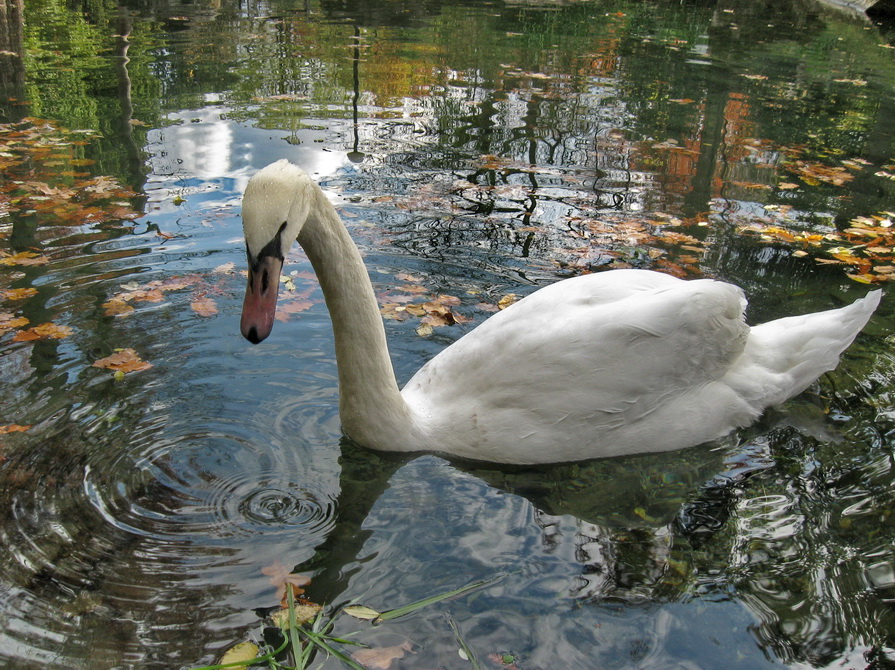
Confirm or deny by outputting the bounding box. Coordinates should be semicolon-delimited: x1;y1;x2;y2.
190;296;218;317
351;641;414;669
260;560;311;602
1;287;37;301
397;284;429;294
127;288;165;303
0;312;29;334
275;299;314;322
0;251;49;266
92;348;152;373
102;299;134;317
0;424;31;434
13;322;73;342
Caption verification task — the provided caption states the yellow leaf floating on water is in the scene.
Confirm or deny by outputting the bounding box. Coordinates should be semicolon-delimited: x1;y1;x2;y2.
219;641;260;666
269;602;322;628
0;251;49;266
1;287;37;301
92;348;152;373
498;294;519;310
0;312;29;334
13;322;73;342
343;605;382;620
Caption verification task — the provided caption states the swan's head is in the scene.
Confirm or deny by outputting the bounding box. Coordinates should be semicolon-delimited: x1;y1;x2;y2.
240;160;313;344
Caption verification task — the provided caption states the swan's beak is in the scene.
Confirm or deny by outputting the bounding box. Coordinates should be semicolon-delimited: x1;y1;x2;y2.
240;255;283;344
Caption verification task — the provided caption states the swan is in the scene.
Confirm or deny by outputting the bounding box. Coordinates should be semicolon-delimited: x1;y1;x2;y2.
239;159;881;465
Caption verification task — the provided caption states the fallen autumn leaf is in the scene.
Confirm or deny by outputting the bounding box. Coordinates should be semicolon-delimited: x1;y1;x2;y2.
92;348;152;373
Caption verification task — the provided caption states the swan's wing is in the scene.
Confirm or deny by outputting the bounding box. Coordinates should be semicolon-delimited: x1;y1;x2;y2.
401;270;750;461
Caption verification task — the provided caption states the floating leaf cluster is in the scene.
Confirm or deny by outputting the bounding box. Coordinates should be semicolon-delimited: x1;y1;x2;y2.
740;211;895;283
0;118;142;228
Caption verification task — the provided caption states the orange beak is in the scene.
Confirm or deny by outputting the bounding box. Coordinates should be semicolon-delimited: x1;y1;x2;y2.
240;255;284;344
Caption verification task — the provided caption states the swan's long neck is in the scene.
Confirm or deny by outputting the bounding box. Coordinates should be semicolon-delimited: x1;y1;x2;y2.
296;188;416;449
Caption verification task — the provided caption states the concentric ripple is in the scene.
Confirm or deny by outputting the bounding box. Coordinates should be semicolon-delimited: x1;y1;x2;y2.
81;391;341;543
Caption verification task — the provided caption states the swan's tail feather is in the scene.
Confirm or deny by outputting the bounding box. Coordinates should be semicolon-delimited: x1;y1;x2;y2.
745;290;881;404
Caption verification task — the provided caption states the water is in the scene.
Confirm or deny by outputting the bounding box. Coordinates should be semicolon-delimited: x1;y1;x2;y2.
1;0;895;667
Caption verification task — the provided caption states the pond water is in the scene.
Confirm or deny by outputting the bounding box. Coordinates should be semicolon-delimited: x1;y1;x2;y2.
2;0;895;668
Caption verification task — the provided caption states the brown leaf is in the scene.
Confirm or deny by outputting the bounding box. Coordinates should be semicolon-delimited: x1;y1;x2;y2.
397;284;429;294
191;296;218;317
155;275;202;292
260;561;311;602
380;304;410;321
123;288;165;303
102;299;134;317
352;641;413;669
13;322;73;342
92;348;152;373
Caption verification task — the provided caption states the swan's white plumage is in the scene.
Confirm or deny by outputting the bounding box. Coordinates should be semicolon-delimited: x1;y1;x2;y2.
240;160;881;465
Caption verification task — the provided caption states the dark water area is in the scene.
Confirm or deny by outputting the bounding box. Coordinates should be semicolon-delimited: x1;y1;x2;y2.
1;0;895;667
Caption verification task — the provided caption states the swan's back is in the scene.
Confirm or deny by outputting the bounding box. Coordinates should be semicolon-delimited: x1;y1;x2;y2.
402;271;743;462
399;270;880;464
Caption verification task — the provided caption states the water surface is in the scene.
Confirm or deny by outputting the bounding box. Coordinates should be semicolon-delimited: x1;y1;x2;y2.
1;0;895;667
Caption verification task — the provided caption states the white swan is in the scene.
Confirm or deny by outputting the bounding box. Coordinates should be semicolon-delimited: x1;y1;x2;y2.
239;159;881;465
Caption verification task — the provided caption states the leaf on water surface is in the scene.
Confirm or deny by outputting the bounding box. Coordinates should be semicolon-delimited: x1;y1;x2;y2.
12;322;73;342
269;601;323;628
127;288;165;303
102;299;134;317
0;312;29;334
497;294;518;310
92;348;152;373
0;424;31;434
394;272;424;283
190;296;218;317
343;605;382;621
416;323;434;337
1;287;37;301
212;261;236;275
778;182;800;190
0;251;49;266
261;560;311;602
351;641;413;669
275;298;315;322
218;641;260;665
